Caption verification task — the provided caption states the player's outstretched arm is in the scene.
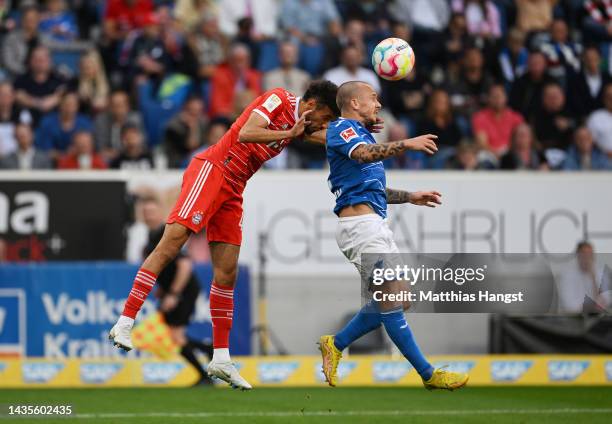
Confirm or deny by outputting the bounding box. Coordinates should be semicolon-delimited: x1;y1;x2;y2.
238;110;311;143
350;134;438;164
386;188;442;207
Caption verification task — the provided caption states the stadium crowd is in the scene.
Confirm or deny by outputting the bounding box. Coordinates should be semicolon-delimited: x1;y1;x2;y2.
0;0;611;171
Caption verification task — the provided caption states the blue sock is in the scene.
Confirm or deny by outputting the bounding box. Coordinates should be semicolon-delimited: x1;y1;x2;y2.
334;301;381;351
380;309;434;380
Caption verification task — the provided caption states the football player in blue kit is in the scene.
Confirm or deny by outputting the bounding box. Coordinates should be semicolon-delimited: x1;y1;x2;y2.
319;81;469;391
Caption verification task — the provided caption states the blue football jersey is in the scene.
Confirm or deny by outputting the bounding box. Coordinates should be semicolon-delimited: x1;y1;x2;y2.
326;118;387;218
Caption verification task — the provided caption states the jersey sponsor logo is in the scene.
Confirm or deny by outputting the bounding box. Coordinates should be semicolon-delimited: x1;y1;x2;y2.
432;361;476;375
372;361;412;382
262;94;282;113
548;360;589;381
192;211;203;225
315;361;357;382
490;360;532;382
340;127;358;142
257;362;299;383
22;362;64;383
141;362;185;384
80;363;123;384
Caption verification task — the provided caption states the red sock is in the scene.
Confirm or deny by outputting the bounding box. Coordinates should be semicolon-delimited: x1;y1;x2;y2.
209;282;234;348
122;268;157;319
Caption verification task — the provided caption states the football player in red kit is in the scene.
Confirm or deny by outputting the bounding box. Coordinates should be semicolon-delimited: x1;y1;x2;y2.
110;81;339;390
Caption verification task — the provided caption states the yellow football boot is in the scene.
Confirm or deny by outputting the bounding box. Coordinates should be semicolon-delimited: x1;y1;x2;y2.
423;367;469;391
318;335;342;387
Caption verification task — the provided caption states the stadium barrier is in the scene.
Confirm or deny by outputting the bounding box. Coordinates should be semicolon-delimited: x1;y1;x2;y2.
0;355;610;388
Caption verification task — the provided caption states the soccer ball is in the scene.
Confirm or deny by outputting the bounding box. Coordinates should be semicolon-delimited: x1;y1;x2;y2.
371;38;415;81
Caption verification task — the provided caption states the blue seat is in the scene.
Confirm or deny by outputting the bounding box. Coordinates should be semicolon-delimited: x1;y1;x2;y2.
51;50;83;76
257;40;280;72
298;43;325;76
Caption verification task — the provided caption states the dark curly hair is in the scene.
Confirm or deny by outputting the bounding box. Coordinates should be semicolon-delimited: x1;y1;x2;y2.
302;80;340;117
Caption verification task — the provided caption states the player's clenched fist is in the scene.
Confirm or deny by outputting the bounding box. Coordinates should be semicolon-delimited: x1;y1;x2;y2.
404;134;438;155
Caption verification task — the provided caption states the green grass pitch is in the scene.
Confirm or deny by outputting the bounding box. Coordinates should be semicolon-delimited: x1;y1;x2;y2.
1;386;611;424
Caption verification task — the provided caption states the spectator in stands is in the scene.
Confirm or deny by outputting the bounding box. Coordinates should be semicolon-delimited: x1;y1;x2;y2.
103;0;154;42
206;116;230;147
382;64;431;127
218;0;279;40
497;28;529;85
38;0;78;42
94;90;144;161
451;0;502;40
538;19;581;81
499;123;548;170
280;0;341;43
324;18;368;70
509;51;554;121
182;13;227;81
446;141;492;170
209;43;261;118
323;44;381;93
568;46;612;119
56;130;107;169
13;45;67;124
563;126;610;170
446;47;492;119
443;13;471;73
1;5;40;77
534;82;575;166
556;241;611;313
232;17;261;65
174;0;217;32
387;0;450;66
582;0;612;43
263;42;311;94
472;84;524;157
111;124;154;170
515;0;556;34
587;83;612;158
163;97;207;168
0;123;52;170
36;91;93;156
126;12;171;84
0;82;33;157
419;89;463;149
342;0;390;34
74;50;110;114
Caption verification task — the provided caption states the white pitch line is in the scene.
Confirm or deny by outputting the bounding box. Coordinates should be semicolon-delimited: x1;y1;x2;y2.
38;408;612;420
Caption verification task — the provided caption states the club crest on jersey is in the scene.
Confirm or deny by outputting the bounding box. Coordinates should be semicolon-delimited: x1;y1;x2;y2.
192;211;203;225
262;94;282;113
340;127;358;142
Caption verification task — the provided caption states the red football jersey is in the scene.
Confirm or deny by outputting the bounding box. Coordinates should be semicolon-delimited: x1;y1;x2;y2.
196;88;298;191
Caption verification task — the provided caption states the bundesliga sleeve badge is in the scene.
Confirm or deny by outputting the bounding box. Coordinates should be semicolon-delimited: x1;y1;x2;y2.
262;94;282;113
340;127;358;142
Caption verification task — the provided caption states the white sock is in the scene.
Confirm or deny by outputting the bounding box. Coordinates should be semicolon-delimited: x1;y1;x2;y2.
212;348;231;362
117;315;135;328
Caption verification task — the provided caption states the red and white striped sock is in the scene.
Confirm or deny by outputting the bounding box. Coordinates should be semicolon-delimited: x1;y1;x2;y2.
209;282;234;354
122;268;158;319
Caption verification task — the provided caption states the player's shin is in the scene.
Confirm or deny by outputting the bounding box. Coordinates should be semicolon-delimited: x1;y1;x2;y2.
380;309;434;381
334;300;381;351
121;268;158;320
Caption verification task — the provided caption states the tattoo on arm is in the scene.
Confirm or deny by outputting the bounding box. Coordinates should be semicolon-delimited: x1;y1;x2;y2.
386;188;411;204
351;140;406;163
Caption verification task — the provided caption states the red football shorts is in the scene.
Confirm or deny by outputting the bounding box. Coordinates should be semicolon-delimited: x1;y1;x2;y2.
167;158;243;245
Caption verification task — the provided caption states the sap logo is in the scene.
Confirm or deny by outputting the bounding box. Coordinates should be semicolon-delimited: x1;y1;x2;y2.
315;361;357;382
491;361;532;382
548;361;589;381
433;361;476;375
258;362;299;383
80;363;123;384
0;191;49;234
0;307;5;334
372;361;412;382
605;362;612;382
22;362;64;383
142;363;184;384
0;362;5;373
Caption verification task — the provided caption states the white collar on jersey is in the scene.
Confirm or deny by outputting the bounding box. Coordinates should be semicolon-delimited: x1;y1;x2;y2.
294;97;301;122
